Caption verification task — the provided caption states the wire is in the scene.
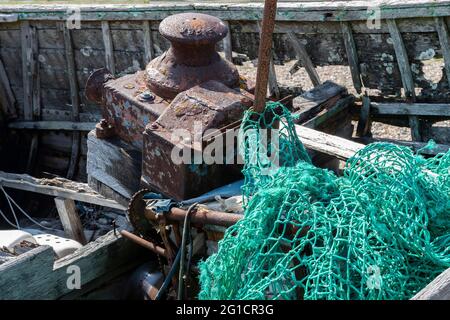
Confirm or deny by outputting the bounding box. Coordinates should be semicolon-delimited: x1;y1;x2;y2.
177;203;197;300
0;185;54;230
0;207;19;229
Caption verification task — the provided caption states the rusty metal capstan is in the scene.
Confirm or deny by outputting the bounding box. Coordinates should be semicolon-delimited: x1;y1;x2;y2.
146;13;240;99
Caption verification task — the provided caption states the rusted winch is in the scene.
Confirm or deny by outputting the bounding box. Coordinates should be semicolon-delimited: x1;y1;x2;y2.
146;13;240;99
85;12;251;201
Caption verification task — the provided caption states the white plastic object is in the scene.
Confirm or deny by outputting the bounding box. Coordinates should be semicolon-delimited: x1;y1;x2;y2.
33;234;82;259
0;230;37;251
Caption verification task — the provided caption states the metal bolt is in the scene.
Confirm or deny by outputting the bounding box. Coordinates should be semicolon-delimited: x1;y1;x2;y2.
139;91;155;102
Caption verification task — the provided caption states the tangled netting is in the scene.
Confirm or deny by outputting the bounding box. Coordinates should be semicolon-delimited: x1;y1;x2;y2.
198;102;450;300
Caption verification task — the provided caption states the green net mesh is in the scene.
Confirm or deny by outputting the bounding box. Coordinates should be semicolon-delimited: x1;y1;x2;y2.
198;102;450;300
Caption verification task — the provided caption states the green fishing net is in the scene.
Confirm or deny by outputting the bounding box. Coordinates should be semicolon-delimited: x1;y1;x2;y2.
198;102;450;300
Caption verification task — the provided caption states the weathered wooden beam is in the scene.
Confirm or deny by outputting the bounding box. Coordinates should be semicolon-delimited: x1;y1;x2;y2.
2;2;450;22
340;21;362;93
61;22;81;180
371;103;450;117
412;268;450;300
435;17;450;90
101;21;115;75
292;81;347;123
0;13;18;22
8;121;96;131
0;171;126;210
355;137;450;156
21;21;41;174
142;20;153;63
223;21;233;62
387;19;421;141
54;197;87;245
303;95;354;129
21;21;33;121
356;94;372;137
0;57;17;118
287;32;321;87
295;124;364;160
0;230;146;299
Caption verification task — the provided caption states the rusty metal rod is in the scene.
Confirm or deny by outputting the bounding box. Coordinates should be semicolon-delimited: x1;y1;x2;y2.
120;230;166;256
253;0;278;113
146;207;242;228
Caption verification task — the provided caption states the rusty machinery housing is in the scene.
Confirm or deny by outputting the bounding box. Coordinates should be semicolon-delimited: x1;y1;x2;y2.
86;12;250;200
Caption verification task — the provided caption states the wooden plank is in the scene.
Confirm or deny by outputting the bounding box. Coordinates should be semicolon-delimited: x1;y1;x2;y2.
287;32;321;87
356;94;372;137
292;81;347;123
142;20;153;63
303;95;354;129
340;21;362;93
387;19;421;141
371;103;450;117
101;21;115;75
355;137;450;156
412;268;450;300
87;130;141;200
0;246;55;299
223;21;233;62
434;17;450;90
295;124;364;160
0;57;17;118
2;2;450;22
0;13;18;22
0;231;146;299
61;22;81;180
21;21;33;121
54;197;87;245
0;170;126;210
8;121;96;131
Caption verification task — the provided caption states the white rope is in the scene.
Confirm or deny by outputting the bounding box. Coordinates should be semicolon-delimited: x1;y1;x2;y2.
0;185;53;230
0;207;19;229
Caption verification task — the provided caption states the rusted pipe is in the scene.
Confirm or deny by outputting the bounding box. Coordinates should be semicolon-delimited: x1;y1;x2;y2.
253;0;278;113
145;207;242;228
120;230;166;256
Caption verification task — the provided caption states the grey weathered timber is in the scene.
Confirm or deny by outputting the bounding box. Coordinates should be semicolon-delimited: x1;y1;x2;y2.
435;17;450;90
21;21;41;173
0;13;18;22
287;32;321;87
303;95;354;129
223;21;233;62
101;21;115;75
0;57;16;118
295;124;364;160
356;94;372;137
0;170;126;210
371;103;450;117
340;21;362;93
8;121;96;131
412;268;450;300
387;19;421;141
2;2;450;22
20;21;33;121
61;22;81;180
87;130;142;200
292;81;347;123
54;197;87;245
355;137;450;156
0;230;146;299
142;20;153;63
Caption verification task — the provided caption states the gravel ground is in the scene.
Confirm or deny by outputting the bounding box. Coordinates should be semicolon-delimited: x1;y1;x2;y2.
237;60;448;142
